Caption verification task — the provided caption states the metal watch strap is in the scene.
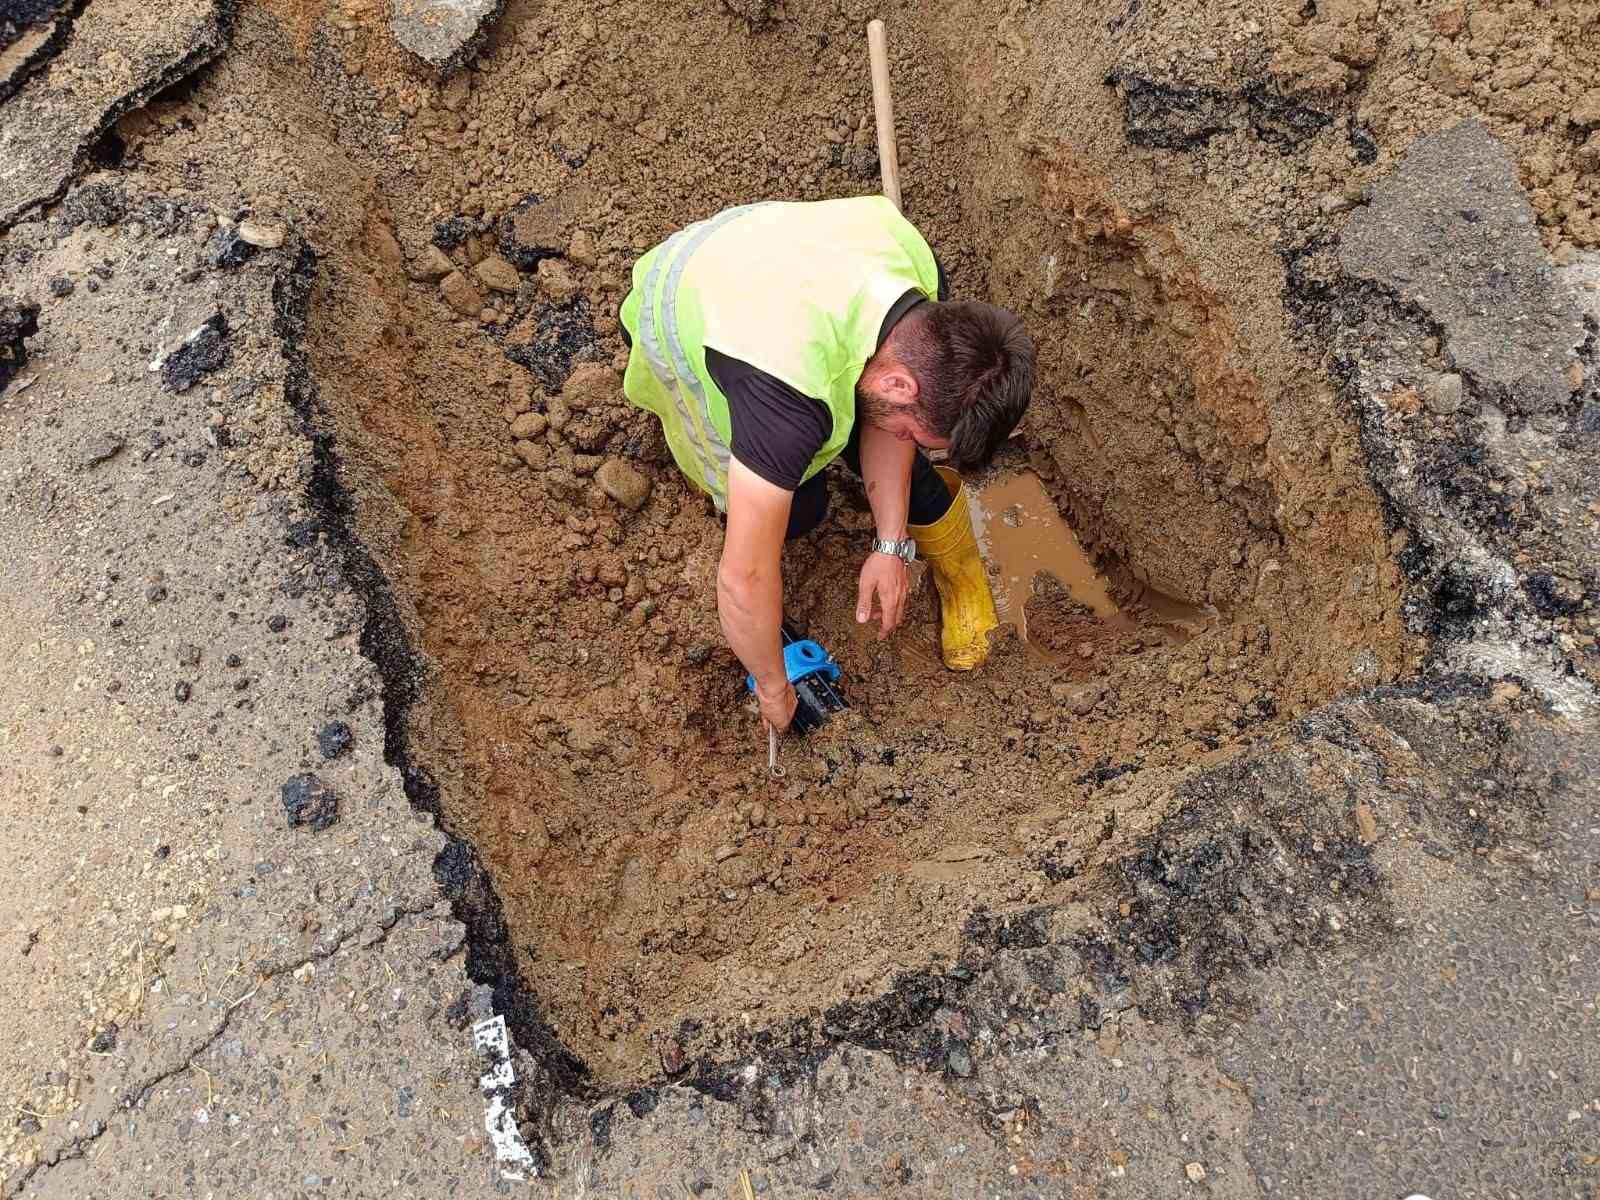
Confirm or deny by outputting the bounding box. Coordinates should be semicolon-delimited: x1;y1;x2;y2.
871;536;917;564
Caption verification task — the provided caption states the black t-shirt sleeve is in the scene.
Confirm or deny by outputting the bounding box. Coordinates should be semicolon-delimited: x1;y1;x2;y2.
706;347;832;492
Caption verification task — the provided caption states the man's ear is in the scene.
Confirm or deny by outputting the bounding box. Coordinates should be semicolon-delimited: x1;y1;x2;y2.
885;363;919;405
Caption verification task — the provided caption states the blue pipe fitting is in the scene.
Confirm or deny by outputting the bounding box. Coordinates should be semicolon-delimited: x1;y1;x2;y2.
746;639;841;694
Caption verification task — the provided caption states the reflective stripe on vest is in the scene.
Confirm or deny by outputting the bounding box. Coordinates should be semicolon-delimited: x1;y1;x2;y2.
635;203;769;507
621;197;940;509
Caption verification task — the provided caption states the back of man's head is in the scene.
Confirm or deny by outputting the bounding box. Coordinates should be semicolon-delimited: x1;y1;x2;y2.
895;302;1035;469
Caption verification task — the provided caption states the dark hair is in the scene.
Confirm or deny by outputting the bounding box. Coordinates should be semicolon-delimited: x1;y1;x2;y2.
895;301;1035;469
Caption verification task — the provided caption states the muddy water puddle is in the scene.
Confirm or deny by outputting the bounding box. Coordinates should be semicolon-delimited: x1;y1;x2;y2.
970;469;1211;654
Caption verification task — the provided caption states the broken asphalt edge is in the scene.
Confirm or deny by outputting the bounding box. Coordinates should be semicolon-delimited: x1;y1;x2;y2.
0;0;238;234
0;0;91;108
270;243;594;1170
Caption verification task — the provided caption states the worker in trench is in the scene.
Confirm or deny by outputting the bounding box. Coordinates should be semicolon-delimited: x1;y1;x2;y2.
619;195;1035;732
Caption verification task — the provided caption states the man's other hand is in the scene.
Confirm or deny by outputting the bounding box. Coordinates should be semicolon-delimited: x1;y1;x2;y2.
755;677;798;733
857;551;909;639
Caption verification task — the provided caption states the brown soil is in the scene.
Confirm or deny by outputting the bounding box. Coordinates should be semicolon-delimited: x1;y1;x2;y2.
110;0;1597;1086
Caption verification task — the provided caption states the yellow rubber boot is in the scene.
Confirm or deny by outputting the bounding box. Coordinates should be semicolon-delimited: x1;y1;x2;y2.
909;466;999;671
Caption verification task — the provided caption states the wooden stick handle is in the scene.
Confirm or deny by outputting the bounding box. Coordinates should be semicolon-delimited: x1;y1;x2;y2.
867;19;902;211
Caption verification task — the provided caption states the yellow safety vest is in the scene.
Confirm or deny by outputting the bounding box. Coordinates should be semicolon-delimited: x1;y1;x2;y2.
619;196;940;508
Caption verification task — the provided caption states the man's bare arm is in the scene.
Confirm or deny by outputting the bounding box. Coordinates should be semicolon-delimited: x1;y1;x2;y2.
718;458;796;729
854;421;915;637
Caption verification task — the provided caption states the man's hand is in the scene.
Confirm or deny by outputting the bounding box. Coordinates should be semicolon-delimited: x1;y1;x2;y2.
754;676;799;733
857;551;909;639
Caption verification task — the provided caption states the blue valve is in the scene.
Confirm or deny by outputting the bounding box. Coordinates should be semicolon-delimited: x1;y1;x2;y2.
746;638;841;694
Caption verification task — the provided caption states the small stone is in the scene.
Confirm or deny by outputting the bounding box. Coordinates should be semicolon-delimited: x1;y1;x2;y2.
412;244;456;283
1185;1162;1206;1183
48;276;75;298
1354;802;1379;844
563;363;622;410
474;255;520;293
513;439;547;468
266;614;288;633
225;653;242;668
1566;361;1584;393
1318;192;1356;216
595;458;651;511
281;773;339;831
439;72;471;112
174;681;192;702
147;584;167;603
659;1038;687;1075
78;433;125;467
370;223;405;270
1571;89;1600;129
509;411;547;439
568;228;598;267
89;1024;118;1053
536;257;580;300
1049;681;1104;716
177;643;201;667
713;844;738;862
439;270;485;316
236;219;285;249
1426;372;1463;414
498;189;587;269
946;1046;973;1077
317;720;354;759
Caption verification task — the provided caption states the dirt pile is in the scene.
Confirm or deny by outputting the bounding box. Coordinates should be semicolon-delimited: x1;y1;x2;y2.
81;0;1594;1090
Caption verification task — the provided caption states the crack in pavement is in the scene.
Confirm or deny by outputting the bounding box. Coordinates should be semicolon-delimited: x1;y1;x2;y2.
6;903;452;1197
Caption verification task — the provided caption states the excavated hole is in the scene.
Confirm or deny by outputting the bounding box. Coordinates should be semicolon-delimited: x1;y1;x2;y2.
299;2;1414;1090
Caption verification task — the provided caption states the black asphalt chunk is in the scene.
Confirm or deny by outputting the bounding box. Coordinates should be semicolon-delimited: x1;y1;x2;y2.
0;298;39;394
317;720;353;760
161;313;229;392
281;773;339;831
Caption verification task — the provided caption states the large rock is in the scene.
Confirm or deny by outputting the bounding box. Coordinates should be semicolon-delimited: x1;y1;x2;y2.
390;0;504;75
1341;120;1586;419
0;0;231;229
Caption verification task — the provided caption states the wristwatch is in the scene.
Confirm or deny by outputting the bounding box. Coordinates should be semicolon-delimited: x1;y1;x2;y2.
871;536;918;564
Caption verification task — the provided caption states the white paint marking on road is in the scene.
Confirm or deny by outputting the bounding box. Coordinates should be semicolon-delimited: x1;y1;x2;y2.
472;1014;538;1181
